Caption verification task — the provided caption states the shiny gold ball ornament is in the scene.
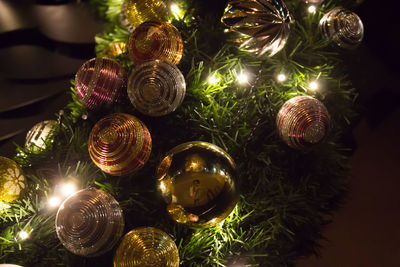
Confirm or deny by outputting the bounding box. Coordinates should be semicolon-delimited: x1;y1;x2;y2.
156;141;238;228
128;21;183;65
0;157;27;203
319;9;364;49
25;120;57;151
113;227;179;267
88;113;152;176
55;188;124;257
276;96;330;149
120;0;169;32
74;57;127;110
127;60;186;116
221;0;292;57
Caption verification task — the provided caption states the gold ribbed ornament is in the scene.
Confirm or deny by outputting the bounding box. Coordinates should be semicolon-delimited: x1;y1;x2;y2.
128;21;183;65
221;0;292;57
156;142;238;228
276;96;330;149
88;113;152;176
55;188;124;257
113;227;179;267
319;9;364;49
127;60;186;117
120;0;169;32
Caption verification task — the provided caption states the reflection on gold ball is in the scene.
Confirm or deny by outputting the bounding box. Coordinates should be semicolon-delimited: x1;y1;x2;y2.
0;157;27;203
156;141;238;228
113;227;179;267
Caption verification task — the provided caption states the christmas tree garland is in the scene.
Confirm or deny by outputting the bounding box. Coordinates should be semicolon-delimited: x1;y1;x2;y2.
0;0;363;266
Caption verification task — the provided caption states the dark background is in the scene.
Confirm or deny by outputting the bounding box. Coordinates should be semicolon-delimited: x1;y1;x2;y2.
0;0;399;265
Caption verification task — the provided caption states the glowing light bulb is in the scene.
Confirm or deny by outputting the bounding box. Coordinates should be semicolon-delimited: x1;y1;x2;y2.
0;201;10;212
171;3;180;14
18;231;29;240
170;3;183;19
61;183;76;196
309;81;319;91
48;196;61;207
208;75;220;85
277;73;287;82
308;5;316;13
237;72;249;84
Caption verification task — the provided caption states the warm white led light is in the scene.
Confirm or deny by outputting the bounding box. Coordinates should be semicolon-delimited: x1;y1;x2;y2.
208;75;220;85
309;81;319;91
18;231;29;240
48;196;61;207
171;3;180;14
277;73;287;82
237;72;249;84
308;5;316;13
61;183;76;196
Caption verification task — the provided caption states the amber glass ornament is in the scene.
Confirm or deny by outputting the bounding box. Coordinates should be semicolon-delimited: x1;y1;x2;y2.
221;0;292;57
55;188;124;257
319;9;364;49
25;120;57;151
74;57;127;110
156;141;238;228
276;96;330;149
113;227;179;267
0;157;27;203
127;60;186;116
120;0;169;32
128;21;183;65
104;42;127;57
88;113;152;176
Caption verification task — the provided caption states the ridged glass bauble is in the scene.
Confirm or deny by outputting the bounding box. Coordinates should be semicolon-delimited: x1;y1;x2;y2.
156;141;238;228
74;57;127;110
128;21;183;65
127;60;186;116
0;157;27;203
120;0;169;32
113;227;179;267
88;113;152;176
55;188;124;257
276;96;330;149
319;9;364;49
221;0;292;57
25;120;57;151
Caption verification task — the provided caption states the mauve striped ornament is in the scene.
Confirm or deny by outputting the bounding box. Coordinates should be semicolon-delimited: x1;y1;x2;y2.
276;96;330;149
127;60;186;117
74;57;127;110
128;21;183;65
55;188;124;257
319;9;364;49
88;113;152;176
